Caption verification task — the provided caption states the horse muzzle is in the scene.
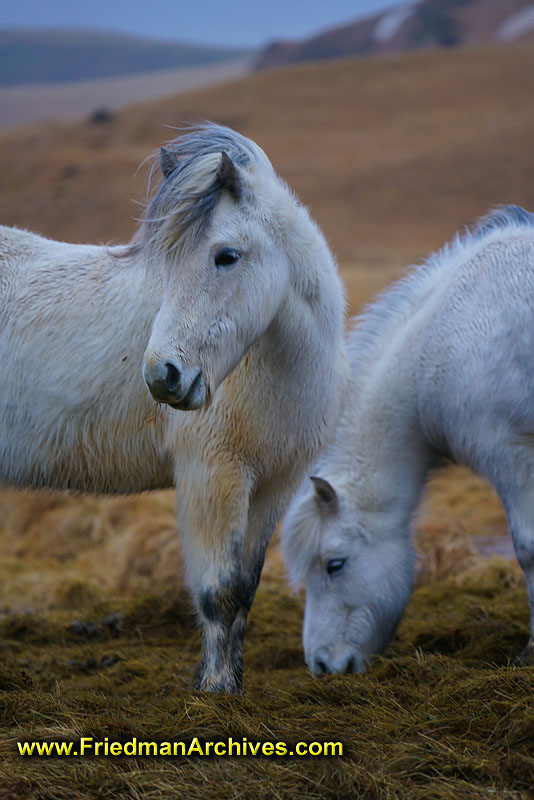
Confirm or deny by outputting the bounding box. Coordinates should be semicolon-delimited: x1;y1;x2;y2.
143;358;206;410
308;646;367;676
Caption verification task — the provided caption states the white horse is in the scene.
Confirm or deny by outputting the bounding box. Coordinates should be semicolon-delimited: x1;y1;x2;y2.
283;206;534;676
0;124;347;693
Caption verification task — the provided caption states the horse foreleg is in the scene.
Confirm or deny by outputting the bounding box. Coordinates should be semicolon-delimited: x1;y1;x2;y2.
498;469;534;665
192;527;270;693
177;478;274;693
512;540;534;666
196;550;263;694
511;533;534;666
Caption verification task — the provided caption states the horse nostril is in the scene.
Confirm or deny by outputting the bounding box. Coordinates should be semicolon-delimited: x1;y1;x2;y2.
165;362;181;393
315;659;328;675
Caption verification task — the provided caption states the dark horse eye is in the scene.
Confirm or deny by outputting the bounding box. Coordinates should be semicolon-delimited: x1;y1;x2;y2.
214;247;241;269
327;558;346;576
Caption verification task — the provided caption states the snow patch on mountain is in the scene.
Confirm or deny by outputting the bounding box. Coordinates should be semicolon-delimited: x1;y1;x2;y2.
373;4;417;43
497;5;534;41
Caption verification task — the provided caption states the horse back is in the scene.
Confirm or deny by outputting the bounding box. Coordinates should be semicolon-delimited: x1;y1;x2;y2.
419;228;534;473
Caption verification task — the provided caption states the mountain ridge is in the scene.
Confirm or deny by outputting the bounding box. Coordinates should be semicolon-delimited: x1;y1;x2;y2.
0;28;250;87
255;0;534;69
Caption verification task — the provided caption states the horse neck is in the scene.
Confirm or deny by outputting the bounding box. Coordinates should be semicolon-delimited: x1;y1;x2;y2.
256;204;347;410
116;246;164;336
336;353;434;526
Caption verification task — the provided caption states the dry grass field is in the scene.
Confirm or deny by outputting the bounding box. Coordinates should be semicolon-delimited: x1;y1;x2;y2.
1;43;534;799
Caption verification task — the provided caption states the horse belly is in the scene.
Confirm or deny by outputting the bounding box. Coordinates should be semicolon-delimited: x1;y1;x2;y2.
0;390;174;494
0;241;173;493
0;424;174;494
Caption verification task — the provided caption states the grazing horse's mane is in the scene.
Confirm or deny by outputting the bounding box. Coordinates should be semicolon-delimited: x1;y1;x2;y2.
347;205;534;377
127;123;274;262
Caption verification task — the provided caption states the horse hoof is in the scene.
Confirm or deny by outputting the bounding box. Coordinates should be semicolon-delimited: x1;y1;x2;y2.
199;679;244;695
195;668;243;694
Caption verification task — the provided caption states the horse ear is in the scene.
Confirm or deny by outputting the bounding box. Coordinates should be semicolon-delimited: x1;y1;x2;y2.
218;151;243;202
311;476;339;515
160;147;179;179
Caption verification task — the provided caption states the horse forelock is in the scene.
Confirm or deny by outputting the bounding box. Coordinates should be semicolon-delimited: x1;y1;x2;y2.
136;124;273;263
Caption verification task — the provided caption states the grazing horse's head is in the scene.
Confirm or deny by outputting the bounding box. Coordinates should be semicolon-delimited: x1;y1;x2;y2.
140;124;295;410
282;475;415;675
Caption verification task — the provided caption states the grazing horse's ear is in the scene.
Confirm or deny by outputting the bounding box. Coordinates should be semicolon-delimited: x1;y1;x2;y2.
160;147;179;179
311;476;339;515
218;151;243;202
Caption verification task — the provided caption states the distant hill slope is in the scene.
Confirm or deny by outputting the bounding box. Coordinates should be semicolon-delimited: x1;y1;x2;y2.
0;59;252;129
256;0;534;69
0;42;532;277
0;28;249;87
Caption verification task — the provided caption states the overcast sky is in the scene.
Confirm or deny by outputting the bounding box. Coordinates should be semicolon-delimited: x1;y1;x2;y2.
1;0;406;47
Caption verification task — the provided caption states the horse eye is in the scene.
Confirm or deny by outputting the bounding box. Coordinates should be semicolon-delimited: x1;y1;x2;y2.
214;247;241;269
327;558;346;576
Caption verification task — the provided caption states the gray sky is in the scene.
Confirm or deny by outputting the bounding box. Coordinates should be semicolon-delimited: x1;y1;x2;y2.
1;0;405;47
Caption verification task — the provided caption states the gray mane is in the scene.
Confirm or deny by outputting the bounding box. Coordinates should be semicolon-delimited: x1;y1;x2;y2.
471;204;534;238
135;123;272;259
348;205;534;375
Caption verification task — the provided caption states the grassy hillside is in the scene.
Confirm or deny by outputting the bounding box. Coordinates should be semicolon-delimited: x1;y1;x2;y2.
0;59;251;130
0;28;249;87
1;43;532;286
1;42;534;799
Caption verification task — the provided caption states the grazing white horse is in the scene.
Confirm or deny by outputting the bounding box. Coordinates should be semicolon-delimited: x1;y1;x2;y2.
0;124;347;693
283;206;534;676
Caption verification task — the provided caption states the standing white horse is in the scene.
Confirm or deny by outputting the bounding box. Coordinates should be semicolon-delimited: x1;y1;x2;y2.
283;206;534;676
0;124;347;693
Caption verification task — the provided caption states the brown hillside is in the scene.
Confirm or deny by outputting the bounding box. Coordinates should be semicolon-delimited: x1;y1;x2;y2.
0;58;252;130
1;43;533;284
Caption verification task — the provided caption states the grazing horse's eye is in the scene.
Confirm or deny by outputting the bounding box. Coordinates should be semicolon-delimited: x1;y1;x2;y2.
327;558;346;576
214;247;241;269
